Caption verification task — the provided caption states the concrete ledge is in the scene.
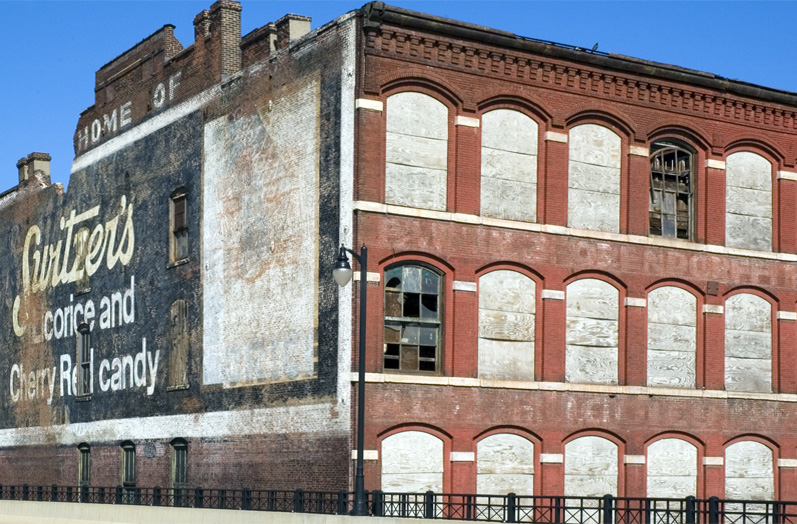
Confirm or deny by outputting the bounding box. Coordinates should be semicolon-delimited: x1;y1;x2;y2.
0;500;422;524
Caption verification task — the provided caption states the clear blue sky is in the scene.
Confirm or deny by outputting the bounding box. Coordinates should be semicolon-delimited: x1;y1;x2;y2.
2;1;795;193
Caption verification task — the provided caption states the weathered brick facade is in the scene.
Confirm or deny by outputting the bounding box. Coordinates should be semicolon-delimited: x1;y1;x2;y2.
4;0;797;502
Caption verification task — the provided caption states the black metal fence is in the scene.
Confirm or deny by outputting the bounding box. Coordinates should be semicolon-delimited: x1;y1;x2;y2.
0;484;794;523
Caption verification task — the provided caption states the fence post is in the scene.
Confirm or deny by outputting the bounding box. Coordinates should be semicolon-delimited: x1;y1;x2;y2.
645;497;652;524
51;484;57;502
337;490;348;515
153;486;161;506
22;484;28;501
507;493;517;523
242;488;251;510
685;496;696;524
195;487;204;508
708;496;719;524
603;494;614;524
424;491;435;520
115;485;122;504
268;490;276;512
773;502;782;524
66;486;72;503
555;496;563;524
294;488;305;513
372;490;383;517
78;485;86;504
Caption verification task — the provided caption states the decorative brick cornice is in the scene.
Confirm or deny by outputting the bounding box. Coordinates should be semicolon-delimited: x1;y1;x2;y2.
365;28;797;133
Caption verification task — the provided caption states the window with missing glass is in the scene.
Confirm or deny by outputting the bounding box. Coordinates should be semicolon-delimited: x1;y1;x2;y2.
76;323;91;397
649;141;694;240
383;264;442;373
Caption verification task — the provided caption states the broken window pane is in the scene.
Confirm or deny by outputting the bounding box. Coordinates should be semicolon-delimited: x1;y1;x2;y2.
650;142;693;241
402;266;421;292
403;293;420;318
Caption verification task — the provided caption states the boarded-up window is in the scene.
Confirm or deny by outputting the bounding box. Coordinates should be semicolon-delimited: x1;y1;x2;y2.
647;287;696;388
478;270;535;380
481;109;538;222
725;293;771;392
477;434;534;496
726;441;773;501
382;431;443;493
168;300;189;389
568;124;622;232
726;152;772;251
385;92;448;211
565;436;618;497
566;279;619;384
74;227;91;294
647;438;697;498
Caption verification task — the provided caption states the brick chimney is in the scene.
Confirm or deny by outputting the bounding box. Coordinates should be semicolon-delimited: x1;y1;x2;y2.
208;0;242;80
17;152;51;186
274;14;311;50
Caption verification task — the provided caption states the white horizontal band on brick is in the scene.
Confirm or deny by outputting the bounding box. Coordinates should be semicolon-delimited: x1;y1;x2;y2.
544;131;568;143
778;459;797;468
352;272;380;283
629;146;649;157
703;457;724;466
624;455;646;464
625;297;646;308
777;171;797;181
351;450;379;461
455;116;480;128
540;453;564;464
453;281;477;292
353;200;797;264
450;452;475;462
706;159;726;170
542;289;565;300
703;304;724;315
354;98;383;112
777;311;797;321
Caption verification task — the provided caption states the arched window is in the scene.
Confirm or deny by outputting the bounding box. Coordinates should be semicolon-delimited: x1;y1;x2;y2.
565;436;618;497
649;141;694;240
566;278;619;385
725;293;772;393
385;92;448;211
568;124;622;232
725;152;772;251
477;433;534;495
382;431;443;493
478;270;535;380
647;286;697;388
726;441;774;501
384;264;442;373
481;109;538;222
647;438;697;497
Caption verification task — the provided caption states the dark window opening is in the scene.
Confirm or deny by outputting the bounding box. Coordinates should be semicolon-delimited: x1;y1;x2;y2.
384;265;442;373
78;444;90;488
171;192;188;262
76;323;91;397
650;142;694;240
121;441;137;502
171;438;188;506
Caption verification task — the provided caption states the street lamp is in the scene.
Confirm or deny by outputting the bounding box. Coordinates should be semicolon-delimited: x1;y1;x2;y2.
334;244;368;516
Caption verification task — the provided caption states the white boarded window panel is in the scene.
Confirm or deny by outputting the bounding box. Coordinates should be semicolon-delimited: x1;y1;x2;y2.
725;152;772;251
647;287;697;388
382;431;443;493
725;294;772;392
565;436;618;497
477;434;534;495
385;92;448;211
647;439;697;498
481;109;538;222
566;279;619;384
478;270;536;380
568;124;622;232
726;441;774;501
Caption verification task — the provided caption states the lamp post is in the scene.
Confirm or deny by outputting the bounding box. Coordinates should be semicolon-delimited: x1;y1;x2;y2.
333;244;368;516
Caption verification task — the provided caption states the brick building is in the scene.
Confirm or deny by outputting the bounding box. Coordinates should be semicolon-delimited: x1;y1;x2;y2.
2;0;797;502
